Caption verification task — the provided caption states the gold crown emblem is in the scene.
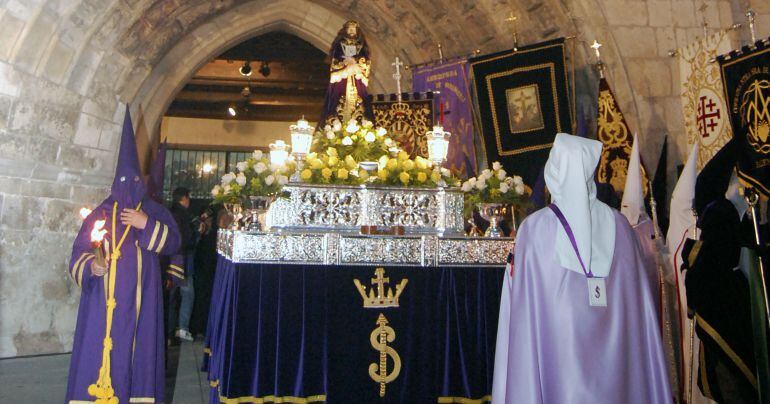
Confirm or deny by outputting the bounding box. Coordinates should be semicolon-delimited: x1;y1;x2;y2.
354;267;408;308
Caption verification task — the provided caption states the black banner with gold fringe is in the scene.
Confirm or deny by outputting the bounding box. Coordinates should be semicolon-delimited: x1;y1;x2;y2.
469;38;572;185
718;39;770;196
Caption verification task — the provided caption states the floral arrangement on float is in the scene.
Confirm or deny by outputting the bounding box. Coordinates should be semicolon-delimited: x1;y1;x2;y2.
211;149;295;230
461;162;531;237
210;116;530;237
299;118;457;187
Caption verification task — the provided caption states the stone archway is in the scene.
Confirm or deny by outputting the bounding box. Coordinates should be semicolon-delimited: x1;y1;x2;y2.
129;0;404;153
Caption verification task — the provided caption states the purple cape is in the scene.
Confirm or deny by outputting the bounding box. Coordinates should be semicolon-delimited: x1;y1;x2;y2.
66;108;181;402
493;208;672;403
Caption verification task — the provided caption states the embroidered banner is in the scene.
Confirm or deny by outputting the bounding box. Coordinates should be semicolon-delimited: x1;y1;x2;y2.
718;39;770;195
469;38;572;185
596;78;644;195
413;60;477;176
371;93;435;158
679;30;734;170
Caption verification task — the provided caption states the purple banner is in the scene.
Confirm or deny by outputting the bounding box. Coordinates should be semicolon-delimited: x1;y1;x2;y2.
413;60;477;176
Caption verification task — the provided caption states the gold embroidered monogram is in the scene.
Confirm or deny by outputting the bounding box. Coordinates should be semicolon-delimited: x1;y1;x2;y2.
740;79;770;154
368;313;401;397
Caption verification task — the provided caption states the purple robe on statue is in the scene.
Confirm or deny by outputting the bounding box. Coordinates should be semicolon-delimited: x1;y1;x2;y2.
65;108;180;403
319;34;374;125
492;209;672;403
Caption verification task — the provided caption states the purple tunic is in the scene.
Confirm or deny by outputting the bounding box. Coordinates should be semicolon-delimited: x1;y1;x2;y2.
493;208;672;403
65;198;180;403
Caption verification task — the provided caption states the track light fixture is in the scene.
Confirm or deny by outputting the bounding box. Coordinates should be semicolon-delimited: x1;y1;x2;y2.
239;61;252;76
259;61;271;77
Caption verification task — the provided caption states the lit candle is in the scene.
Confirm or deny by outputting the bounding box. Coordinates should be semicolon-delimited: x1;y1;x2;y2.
90;219;108;261
297;116;310;131
270;140;290;166
79;207;93;220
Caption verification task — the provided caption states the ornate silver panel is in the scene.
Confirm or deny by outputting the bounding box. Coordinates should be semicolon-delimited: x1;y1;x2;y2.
436;238;514;266
266;184;464;235
218;229;514;268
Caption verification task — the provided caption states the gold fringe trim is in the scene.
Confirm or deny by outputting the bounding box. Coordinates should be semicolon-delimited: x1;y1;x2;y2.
437;395;491;404
219;394;326;403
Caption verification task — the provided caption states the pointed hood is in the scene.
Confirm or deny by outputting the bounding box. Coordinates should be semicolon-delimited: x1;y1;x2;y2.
695;137;737;216
621;136;647;225
147;138;167;203
666;142;699;269
111;106;146;207
545;133;616;277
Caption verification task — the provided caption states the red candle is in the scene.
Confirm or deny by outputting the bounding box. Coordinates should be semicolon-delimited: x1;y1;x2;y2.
439;102;444;125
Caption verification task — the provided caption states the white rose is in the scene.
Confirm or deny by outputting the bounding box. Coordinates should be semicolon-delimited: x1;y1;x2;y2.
376;127;387;137
361;119;373;128
221;172;235;185
223;184;231;193
384;138;394;147
467;177;477;186
499;182;510;194
365;132;376;142
254;162;267;174
235;173;247;186
492;162;502;171
211;185;221;196
332;121;342;132
461;181;474;192
324;124;332;132
345;122;359;134
342;136;353;146
481;169;493;180
252;150;263;160
326;131;335;139
475;180;487;191
513;175;524;186
440;168;451;177
515;184;525;195
277;175;289;185
265;175;275;186
236;161;248;172
496;169;507;181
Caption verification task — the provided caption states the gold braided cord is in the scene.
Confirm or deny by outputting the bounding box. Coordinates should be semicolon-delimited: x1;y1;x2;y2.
88;201;142;404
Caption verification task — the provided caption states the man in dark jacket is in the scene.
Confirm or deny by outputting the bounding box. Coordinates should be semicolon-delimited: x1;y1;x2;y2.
166;187;203;342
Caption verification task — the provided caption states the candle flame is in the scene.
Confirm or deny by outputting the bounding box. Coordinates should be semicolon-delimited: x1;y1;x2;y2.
91;219;107;243
79;207;92;220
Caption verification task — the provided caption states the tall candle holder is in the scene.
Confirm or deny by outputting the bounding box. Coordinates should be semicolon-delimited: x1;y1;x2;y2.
289;116;314;182
426;125;451;187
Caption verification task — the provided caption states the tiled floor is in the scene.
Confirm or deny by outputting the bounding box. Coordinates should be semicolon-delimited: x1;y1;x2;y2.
0;340;208;404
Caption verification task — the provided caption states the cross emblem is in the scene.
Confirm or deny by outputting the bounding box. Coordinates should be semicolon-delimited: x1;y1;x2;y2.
372;267;390;299
392;57;404;101
696;95;720;138
514;91;533;111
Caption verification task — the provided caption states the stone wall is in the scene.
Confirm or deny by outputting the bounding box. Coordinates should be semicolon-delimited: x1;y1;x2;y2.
0;0;767;357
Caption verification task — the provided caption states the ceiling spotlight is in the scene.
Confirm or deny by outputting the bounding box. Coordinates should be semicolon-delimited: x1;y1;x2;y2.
259;61;271;77
239;61;252;76
228;106;237;117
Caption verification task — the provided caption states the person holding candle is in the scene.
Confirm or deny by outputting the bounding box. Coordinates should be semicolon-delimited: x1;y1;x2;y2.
65;107;181;404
